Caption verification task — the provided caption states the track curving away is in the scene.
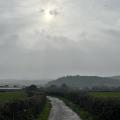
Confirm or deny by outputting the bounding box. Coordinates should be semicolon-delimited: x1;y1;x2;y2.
48;97;82;120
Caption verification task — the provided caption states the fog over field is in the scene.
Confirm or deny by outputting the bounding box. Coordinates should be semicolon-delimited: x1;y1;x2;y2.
0;0;120;79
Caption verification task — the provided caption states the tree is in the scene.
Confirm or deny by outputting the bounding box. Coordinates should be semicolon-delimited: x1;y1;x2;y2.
27;85;37;91
25;85;38;97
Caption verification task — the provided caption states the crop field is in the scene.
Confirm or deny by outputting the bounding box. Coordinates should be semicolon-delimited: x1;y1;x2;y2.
89;91;120;98
0;91;27;103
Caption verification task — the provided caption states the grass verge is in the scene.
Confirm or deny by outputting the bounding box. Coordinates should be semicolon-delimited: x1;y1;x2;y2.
61;98;97;120
37;99;51;120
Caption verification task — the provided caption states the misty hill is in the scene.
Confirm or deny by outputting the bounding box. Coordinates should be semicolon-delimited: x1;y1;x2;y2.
108;76;120;80
47;75;120;88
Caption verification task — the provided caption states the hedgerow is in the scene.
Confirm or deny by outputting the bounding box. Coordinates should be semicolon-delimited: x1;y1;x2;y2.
0;94;46;120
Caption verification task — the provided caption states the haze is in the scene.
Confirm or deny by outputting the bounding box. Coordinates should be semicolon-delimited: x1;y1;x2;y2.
0;0;120;79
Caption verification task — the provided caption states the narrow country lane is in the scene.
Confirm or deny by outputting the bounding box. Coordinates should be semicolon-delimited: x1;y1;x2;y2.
48;97;82;120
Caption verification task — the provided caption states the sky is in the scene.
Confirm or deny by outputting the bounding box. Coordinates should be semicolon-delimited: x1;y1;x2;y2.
0;0;120;79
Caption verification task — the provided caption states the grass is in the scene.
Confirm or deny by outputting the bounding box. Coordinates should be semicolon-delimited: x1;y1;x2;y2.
0;91;27;103
37;99;51;120
89;91;120;98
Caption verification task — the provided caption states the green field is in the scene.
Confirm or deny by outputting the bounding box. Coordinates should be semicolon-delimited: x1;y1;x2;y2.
0;91;27;103
89;91;120;98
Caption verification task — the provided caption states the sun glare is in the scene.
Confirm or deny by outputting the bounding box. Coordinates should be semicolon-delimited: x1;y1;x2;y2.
42;8;54;23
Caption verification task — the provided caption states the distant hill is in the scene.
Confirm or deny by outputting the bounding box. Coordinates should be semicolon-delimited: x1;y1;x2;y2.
108;76;120;80
47;75;120;88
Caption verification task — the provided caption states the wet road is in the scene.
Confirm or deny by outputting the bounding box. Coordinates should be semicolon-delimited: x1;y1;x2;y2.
48;97;81;120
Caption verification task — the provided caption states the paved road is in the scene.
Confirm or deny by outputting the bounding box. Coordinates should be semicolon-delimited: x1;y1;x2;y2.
48;97;81;120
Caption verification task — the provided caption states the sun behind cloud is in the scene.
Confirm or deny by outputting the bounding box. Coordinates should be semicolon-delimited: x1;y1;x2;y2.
44;8;54;22
41;4;59;23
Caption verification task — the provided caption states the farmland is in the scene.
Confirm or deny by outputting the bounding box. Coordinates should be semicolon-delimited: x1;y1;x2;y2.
0;87;120;120
0;91;27;103
89;91;120;98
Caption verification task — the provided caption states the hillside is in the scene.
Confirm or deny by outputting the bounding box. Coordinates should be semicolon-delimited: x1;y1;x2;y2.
47;75;120;88
108;76;120;80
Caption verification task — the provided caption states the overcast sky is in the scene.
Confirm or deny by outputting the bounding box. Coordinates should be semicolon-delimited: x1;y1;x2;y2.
0;0;120;79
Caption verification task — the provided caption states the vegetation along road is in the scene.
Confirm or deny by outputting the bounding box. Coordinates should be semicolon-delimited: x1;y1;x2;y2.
48;97;81;120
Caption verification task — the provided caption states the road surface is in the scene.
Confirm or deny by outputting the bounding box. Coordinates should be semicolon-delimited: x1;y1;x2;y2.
48;97;81;120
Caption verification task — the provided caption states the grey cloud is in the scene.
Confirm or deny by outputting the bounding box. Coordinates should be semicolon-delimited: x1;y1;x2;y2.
0;0;120;79
49;9;59;16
